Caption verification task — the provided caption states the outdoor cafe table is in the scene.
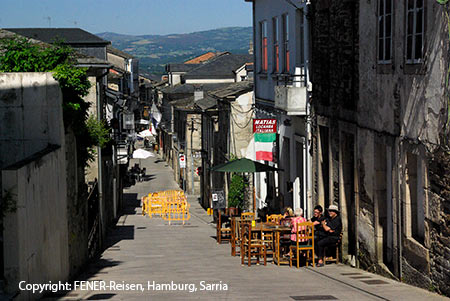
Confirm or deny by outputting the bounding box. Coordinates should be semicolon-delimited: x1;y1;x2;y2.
253;223;291;266
230;219;291;265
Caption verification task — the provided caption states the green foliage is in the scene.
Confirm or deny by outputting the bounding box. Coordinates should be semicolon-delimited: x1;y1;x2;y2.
0;37;90;119
0;37;105;167
0;37;73;72
437;0;449;5
228;174;247;209
86;115;111;148
53;63;91;97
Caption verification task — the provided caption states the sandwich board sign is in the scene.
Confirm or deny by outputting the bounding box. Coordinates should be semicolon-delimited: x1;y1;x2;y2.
211;190;225;209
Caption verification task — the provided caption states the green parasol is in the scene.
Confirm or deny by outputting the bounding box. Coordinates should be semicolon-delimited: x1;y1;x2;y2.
210;158;282;173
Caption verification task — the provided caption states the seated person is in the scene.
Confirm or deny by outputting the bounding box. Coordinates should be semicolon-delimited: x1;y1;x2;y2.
310;205;326;241
279;207;294;254
315;204;342;267
290;208;307;246
280;207;294;227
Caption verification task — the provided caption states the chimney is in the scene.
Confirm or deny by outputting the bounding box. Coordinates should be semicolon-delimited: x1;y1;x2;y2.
194;88;204;101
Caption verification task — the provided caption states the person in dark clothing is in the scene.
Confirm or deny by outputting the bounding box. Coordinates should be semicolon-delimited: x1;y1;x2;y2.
310;205;326;241
315;204;342;267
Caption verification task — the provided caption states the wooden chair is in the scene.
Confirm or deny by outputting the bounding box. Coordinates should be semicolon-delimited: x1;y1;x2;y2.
266;214;283;224
324;232;343;264
289;222;315;268
261;228;275;260
240;222;267;266
231;218;242;256
216;211;231;244
240;212;255;221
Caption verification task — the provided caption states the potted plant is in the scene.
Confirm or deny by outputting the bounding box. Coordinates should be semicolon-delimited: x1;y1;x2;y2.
227;174;246;216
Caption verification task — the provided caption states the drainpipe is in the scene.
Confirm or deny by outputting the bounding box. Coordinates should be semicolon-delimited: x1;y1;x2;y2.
396;137;403;280
96;80;104;247
129;59;134;95
305;3;313;219
96;69;109;247
190;117;195;195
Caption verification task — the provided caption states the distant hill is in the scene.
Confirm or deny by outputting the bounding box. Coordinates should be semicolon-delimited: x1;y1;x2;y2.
97;27;253;76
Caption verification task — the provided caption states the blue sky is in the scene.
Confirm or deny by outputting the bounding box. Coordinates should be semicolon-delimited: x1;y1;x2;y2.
0;0;253;35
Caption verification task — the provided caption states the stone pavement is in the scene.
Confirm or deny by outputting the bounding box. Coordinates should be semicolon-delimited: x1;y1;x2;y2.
51;155;447;301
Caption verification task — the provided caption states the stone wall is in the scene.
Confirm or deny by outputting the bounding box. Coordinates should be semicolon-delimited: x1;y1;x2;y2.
0;73;91;283
185;113;202;195
311;0;359;115
2;146;70;300
0;75;73;292
65;127;89;278
311;0;449;296
427;149;450;296
0;73;64;168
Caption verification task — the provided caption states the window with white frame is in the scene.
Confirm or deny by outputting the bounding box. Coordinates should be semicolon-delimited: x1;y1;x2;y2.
260;20;268;72
378;0;393;63
296;8;305;67
273;17;280;73
406;0;424;63
282;14;290;73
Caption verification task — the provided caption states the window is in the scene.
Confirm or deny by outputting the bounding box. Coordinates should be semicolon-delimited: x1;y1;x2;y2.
260;20;268;72
273;17;280;73
406;0;424;63
378;0;393;63
282;14;290;73
296;9;305;67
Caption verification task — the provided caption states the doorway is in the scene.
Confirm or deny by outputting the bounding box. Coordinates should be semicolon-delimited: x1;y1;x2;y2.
341;132;357;262
319;126;330;209
375;143;394;272
294;137;305;211
281;137;292;208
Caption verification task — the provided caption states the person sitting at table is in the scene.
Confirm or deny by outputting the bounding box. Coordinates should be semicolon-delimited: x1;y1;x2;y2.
315;204;342;267
310;205;326;242
290;208;307;246
280;207;293;227
279;207;294;253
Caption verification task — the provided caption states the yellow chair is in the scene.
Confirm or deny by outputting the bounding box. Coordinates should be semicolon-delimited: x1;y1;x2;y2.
231;218;242;256
240;212;255;221
289;222;315;268
266;214;283;224
240;222;267;266
216;210;231;244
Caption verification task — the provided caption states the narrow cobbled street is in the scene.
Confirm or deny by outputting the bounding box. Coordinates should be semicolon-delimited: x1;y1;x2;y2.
56;155;446;301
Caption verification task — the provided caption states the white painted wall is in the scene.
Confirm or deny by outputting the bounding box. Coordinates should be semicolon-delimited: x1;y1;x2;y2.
253;0;308;101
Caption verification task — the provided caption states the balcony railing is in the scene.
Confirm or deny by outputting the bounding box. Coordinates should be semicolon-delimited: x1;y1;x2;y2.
274;70;308;116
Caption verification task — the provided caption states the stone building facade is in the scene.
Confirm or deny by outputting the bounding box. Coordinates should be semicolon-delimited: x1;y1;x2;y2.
310;0;449;295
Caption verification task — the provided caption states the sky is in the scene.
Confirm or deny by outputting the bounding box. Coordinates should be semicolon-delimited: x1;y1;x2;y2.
0;0;253;36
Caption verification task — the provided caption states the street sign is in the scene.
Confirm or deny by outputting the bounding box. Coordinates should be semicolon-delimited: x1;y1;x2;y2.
179;154;186;168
